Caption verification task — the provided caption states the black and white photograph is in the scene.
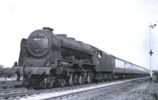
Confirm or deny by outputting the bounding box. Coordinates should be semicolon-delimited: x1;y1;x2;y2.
0;0;158;100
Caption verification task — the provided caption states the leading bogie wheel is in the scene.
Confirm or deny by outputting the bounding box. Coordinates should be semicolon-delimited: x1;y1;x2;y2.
59;78;66;87
40;76;55;88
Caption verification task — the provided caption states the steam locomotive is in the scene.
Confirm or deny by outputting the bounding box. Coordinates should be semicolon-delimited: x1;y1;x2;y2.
13;27;150;88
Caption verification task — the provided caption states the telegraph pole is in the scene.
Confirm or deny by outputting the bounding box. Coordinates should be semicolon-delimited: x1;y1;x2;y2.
149;22;157;78
149;26;153;78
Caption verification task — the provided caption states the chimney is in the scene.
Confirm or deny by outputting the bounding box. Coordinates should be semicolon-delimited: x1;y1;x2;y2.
43;27;54;33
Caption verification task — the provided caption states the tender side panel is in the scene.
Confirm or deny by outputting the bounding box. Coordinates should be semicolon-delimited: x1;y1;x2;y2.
95;52;114;72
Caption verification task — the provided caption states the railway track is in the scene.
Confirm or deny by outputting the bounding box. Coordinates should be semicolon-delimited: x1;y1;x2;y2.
54;78;148;100
0;81;21;89
0;77;148;100
42;77;149;100
0;81;103;100
0;87;28;98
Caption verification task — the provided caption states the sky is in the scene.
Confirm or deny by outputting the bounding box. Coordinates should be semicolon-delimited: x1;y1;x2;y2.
0;0;158;70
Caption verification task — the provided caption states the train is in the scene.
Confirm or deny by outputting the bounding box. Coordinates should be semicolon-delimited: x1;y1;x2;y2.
13;27;150;88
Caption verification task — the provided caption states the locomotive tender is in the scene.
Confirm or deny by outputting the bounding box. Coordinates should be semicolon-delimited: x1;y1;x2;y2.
13;27;149;87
